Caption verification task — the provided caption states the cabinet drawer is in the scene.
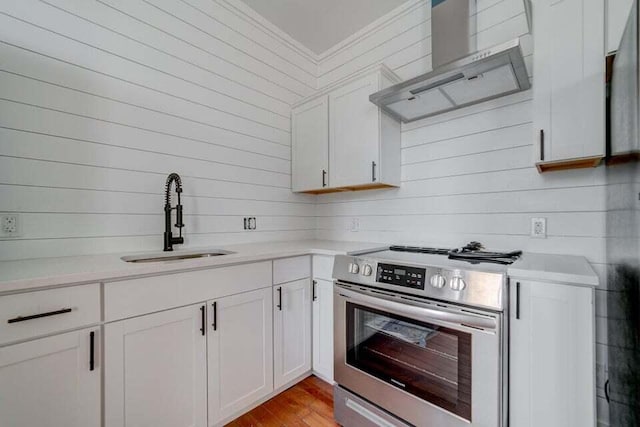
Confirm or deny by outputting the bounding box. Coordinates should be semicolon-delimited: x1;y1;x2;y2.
273;256;311;284
313;255;335;281
104;262;272;322
0;284;100;345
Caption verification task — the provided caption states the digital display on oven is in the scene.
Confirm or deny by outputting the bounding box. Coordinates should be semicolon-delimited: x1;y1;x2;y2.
377;263;426;289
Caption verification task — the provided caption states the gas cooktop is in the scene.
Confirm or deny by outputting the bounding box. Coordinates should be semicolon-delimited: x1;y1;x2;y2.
333;242;522;311
389;242;522;265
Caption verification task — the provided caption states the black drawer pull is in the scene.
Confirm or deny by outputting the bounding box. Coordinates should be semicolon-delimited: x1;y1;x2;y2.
200;305;206;336
212;301;217;331
277;287;282;311
8;308;72;324
516;282;521;320
312;280;317;301
89;331;95;371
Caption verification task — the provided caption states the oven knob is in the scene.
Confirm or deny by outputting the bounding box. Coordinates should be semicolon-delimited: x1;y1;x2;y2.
429;274;446;289
361;264;373;276
450;276;466;291
349;263;360;274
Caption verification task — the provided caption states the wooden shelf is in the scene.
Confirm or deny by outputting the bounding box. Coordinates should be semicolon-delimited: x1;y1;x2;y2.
536;156;604;173
301;183;397;195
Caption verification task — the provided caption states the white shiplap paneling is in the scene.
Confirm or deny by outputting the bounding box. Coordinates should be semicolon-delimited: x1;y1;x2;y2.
311;1;610;423
0;0;317;260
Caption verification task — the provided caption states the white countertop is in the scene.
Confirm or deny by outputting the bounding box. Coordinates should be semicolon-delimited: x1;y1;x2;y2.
507;252;600;287
0;240;386;294
0;240;599;294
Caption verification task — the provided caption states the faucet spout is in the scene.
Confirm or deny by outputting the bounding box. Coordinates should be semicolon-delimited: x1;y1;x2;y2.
164;173;185;251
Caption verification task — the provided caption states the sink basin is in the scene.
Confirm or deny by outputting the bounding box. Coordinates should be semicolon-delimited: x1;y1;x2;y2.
121;249;235;263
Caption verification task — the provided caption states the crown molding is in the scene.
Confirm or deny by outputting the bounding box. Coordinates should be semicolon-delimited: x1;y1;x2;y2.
216;0;320;64
315;0;425;63
215;0;426;71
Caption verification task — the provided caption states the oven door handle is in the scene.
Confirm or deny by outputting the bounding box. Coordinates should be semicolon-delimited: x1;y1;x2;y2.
337;287;497;330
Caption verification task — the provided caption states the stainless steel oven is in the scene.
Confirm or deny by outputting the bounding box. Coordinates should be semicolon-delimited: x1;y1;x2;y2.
335;283;504;427
332;249;511;427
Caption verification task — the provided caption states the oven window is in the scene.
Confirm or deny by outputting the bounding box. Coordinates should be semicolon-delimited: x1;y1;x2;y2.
346;302;472;421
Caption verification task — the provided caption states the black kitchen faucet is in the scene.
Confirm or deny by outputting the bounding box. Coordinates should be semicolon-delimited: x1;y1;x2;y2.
163;173;184;251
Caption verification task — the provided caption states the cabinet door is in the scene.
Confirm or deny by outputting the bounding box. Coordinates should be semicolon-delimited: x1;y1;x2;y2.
329;72;380;188
274;279;312;388
510;280;595;427
208;288;273;425
104;305;207;427
312;278;334;383
0;327;100;427
292;96;329;192
533;0;605;162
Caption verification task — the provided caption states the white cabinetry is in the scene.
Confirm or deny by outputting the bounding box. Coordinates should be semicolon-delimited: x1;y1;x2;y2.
532;0;605;170
104;304;207;427
291;65;400;193
0;327;101;427
509;280;595;427
292;96;329;192
207;288;273;425
312;255;335;383
274;279;312;388
312;278;334;383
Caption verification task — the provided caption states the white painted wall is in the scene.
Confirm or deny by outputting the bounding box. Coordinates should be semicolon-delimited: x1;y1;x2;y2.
0;0;318;260
311;0;614;424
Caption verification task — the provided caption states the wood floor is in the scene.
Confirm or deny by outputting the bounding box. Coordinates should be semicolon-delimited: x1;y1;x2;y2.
226;376;339;427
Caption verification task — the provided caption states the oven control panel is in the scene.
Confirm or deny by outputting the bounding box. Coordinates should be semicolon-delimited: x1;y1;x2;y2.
376;263;426;289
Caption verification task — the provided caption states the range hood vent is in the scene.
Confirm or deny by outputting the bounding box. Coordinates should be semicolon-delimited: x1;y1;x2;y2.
370;0;530;123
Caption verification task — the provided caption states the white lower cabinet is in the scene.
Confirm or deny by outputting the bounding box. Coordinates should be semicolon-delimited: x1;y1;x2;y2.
509;280;595;427
0;327;101;427
312;278;334;383
104;304;207;427
274;279;312;388
207;287;273;425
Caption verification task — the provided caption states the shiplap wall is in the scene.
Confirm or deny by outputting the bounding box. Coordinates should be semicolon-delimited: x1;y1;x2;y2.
0;0;318;260
311;0;612;423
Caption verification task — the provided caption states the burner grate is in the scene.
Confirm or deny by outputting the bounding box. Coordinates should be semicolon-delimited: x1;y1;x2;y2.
389;243;522;265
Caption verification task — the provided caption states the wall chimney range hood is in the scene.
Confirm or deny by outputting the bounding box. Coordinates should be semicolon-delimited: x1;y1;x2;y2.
370;0;530;123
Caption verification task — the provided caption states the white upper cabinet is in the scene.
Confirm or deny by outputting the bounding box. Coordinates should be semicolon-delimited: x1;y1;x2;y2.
0;327;101;427
532;0;605;169
104;304;207;427
291;65;401;193
292;96;329;192
509;280;595;427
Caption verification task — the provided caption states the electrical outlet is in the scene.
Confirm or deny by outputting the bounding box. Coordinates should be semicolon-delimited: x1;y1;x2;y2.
531;217;546;238
1;214;20;237
350;217;360;232
243;217;257;230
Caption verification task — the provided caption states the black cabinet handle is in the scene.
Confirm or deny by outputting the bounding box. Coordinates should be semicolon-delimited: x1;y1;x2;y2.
312;280;317;301
212;302;217;331
89;331;95;371
277;287;282;311
322;169;327;187
372;161;377;182
8;308;72;324
200;305;206;336
539;129;545;161
516;282;521;320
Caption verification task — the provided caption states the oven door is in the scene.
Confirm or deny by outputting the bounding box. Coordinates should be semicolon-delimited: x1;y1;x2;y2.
334;283;504;427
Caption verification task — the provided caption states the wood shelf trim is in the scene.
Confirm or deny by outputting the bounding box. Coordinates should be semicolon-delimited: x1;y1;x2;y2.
535;156;604;173
299;182;397;195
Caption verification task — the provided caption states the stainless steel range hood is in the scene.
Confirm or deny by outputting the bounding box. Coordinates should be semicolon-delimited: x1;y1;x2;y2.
370;0;530;123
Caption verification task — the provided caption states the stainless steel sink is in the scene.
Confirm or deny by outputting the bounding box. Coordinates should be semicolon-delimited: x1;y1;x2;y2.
121;249;235;263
